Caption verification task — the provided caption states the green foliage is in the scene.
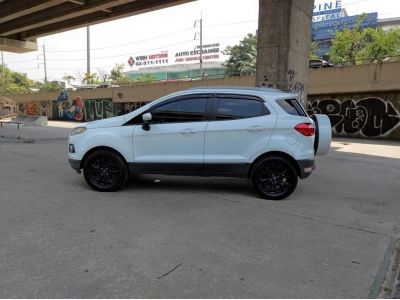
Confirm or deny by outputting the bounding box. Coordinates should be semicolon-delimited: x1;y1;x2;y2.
34;81;65;93
223;33;257;76
109;64;136;85
134;74;156;84
309;42;321;60
0;65;33;95
359;27;400;63
328;14;400;65
110;64;125;82
83;72;99;84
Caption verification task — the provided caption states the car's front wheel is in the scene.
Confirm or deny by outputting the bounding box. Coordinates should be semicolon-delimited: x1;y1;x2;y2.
251;156;298;200
83;149;128;192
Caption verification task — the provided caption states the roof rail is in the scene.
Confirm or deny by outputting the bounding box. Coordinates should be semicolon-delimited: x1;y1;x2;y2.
186;86;283;92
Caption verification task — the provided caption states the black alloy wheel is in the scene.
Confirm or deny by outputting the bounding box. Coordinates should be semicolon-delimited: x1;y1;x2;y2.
83;149;128;192
251;156;298;200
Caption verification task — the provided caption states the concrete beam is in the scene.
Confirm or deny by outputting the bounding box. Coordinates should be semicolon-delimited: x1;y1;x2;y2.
0;0;70;23
20;0;194;39
0;37;38;53
0;0;136;36
256;0;314;105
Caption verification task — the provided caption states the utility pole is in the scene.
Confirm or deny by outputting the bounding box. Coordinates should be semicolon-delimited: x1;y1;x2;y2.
42;44;47;82
1;51;4;94
86;26;90;75
194;12;203;79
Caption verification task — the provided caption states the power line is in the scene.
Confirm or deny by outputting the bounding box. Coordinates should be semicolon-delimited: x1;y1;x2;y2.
44;26;195;53
6;33;245;65
204;19;257;28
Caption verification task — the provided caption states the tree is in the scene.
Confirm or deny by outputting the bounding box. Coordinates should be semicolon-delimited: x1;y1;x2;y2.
328;14;400;65
34;81;65;92
109;64;125;82
109;63;134;85
358;27;400;63
62;74;75;85
83;72;99;84
309;41;320;60
0;65;33;95
223;33;257;76
134;74;156;84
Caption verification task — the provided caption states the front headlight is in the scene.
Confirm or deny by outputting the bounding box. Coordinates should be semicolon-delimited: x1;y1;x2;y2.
71;127;87;136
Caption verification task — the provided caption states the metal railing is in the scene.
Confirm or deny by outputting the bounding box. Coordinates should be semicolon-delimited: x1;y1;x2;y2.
0;121;23;139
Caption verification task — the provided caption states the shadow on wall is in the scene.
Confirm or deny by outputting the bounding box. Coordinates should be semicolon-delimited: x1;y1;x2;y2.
307;94;400;139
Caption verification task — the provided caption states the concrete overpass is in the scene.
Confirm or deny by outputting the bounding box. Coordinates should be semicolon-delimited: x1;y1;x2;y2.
0;0;314;103
0;0;194;53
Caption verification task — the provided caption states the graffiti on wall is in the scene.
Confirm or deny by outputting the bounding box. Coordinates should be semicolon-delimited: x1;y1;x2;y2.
19;101;53;117
84;99;114;121
26;101;38;115
52;91;114;121
307;97;400;137
54;91;84;121
18;91;116;122
288;69;306;105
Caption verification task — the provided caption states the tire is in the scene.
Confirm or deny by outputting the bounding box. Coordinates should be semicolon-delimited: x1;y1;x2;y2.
83;149;128;192
251;156;298;200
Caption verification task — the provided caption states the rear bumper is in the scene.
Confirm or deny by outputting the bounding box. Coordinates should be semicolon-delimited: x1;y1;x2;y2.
68;158;81;172
297;159;315;178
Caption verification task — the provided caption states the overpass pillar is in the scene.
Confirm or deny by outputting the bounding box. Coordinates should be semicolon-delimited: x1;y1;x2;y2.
256;0;314;105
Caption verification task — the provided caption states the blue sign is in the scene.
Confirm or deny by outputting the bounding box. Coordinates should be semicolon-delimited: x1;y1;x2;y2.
313;8;341;17
312;12;378;41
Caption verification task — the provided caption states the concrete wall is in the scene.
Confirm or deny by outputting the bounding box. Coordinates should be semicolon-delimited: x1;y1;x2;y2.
308;62;400;139
14;76;256;122
309;62;400;95
6;62;400;139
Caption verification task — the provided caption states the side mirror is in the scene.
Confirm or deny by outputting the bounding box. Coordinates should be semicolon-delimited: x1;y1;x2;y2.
142;112;152;131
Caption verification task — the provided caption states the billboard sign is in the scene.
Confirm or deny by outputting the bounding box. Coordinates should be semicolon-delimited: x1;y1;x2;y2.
134;51;169;67
313;1;343;22
175;43;220;64
312;12;378;40
129;42;221;68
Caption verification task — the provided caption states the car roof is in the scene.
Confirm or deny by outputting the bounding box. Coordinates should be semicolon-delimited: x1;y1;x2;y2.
183;86;297;99
122;86;300;122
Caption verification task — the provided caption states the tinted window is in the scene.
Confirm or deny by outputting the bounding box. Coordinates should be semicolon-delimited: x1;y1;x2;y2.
216;98;264;120
277;99;307;116
151;98;208;123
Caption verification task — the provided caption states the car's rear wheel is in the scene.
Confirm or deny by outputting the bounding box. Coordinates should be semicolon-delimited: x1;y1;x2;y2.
83;149;128;192
251;156;298;200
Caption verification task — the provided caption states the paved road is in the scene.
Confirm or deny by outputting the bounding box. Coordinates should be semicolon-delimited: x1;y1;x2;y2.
0;123;399;298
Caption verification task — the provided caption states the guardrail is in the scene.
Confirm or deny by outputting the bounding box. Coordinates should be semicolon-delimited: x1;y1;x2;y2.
0;121;23;139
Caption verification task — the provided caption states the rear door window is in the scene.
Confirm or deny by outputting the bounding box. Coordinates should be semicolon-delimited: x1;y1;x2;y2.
215;96;268;120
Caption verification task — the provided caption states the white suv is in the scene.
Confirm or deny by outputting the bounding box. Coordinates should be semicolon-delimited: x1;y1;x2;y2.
68;87;331;200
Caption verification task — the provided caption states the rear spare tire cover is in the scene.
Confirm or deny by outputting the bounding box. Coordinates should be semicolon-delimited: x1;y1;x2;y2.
311;114;332;156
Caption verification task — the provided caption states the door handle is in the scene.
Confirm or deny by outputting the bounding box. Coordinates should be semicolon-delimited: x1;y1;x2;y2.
247;126;266;132
180;128;197;134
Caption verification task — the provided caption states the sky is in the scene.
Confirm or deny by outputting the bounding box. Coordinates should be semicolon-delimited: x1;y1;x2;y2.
2;0;400;83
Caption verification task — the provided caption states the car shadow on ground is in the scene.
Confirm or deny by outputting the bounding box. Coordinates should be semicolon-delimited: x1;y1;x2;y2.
123;174;257;198
117;147;400;203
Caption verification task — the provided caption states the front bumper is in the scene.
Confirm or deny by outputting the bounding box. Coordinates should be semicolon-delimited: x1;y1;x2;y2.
68;158;81;172
297;159;315;178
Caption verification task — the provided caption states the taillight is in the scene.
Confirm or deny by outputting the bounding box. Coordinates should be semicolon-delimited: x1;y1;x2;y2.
295;123;315;136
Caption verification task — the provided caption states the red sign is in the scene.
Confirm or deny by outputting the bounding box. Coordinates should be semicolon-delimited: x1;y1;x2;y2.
128;56;135;67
